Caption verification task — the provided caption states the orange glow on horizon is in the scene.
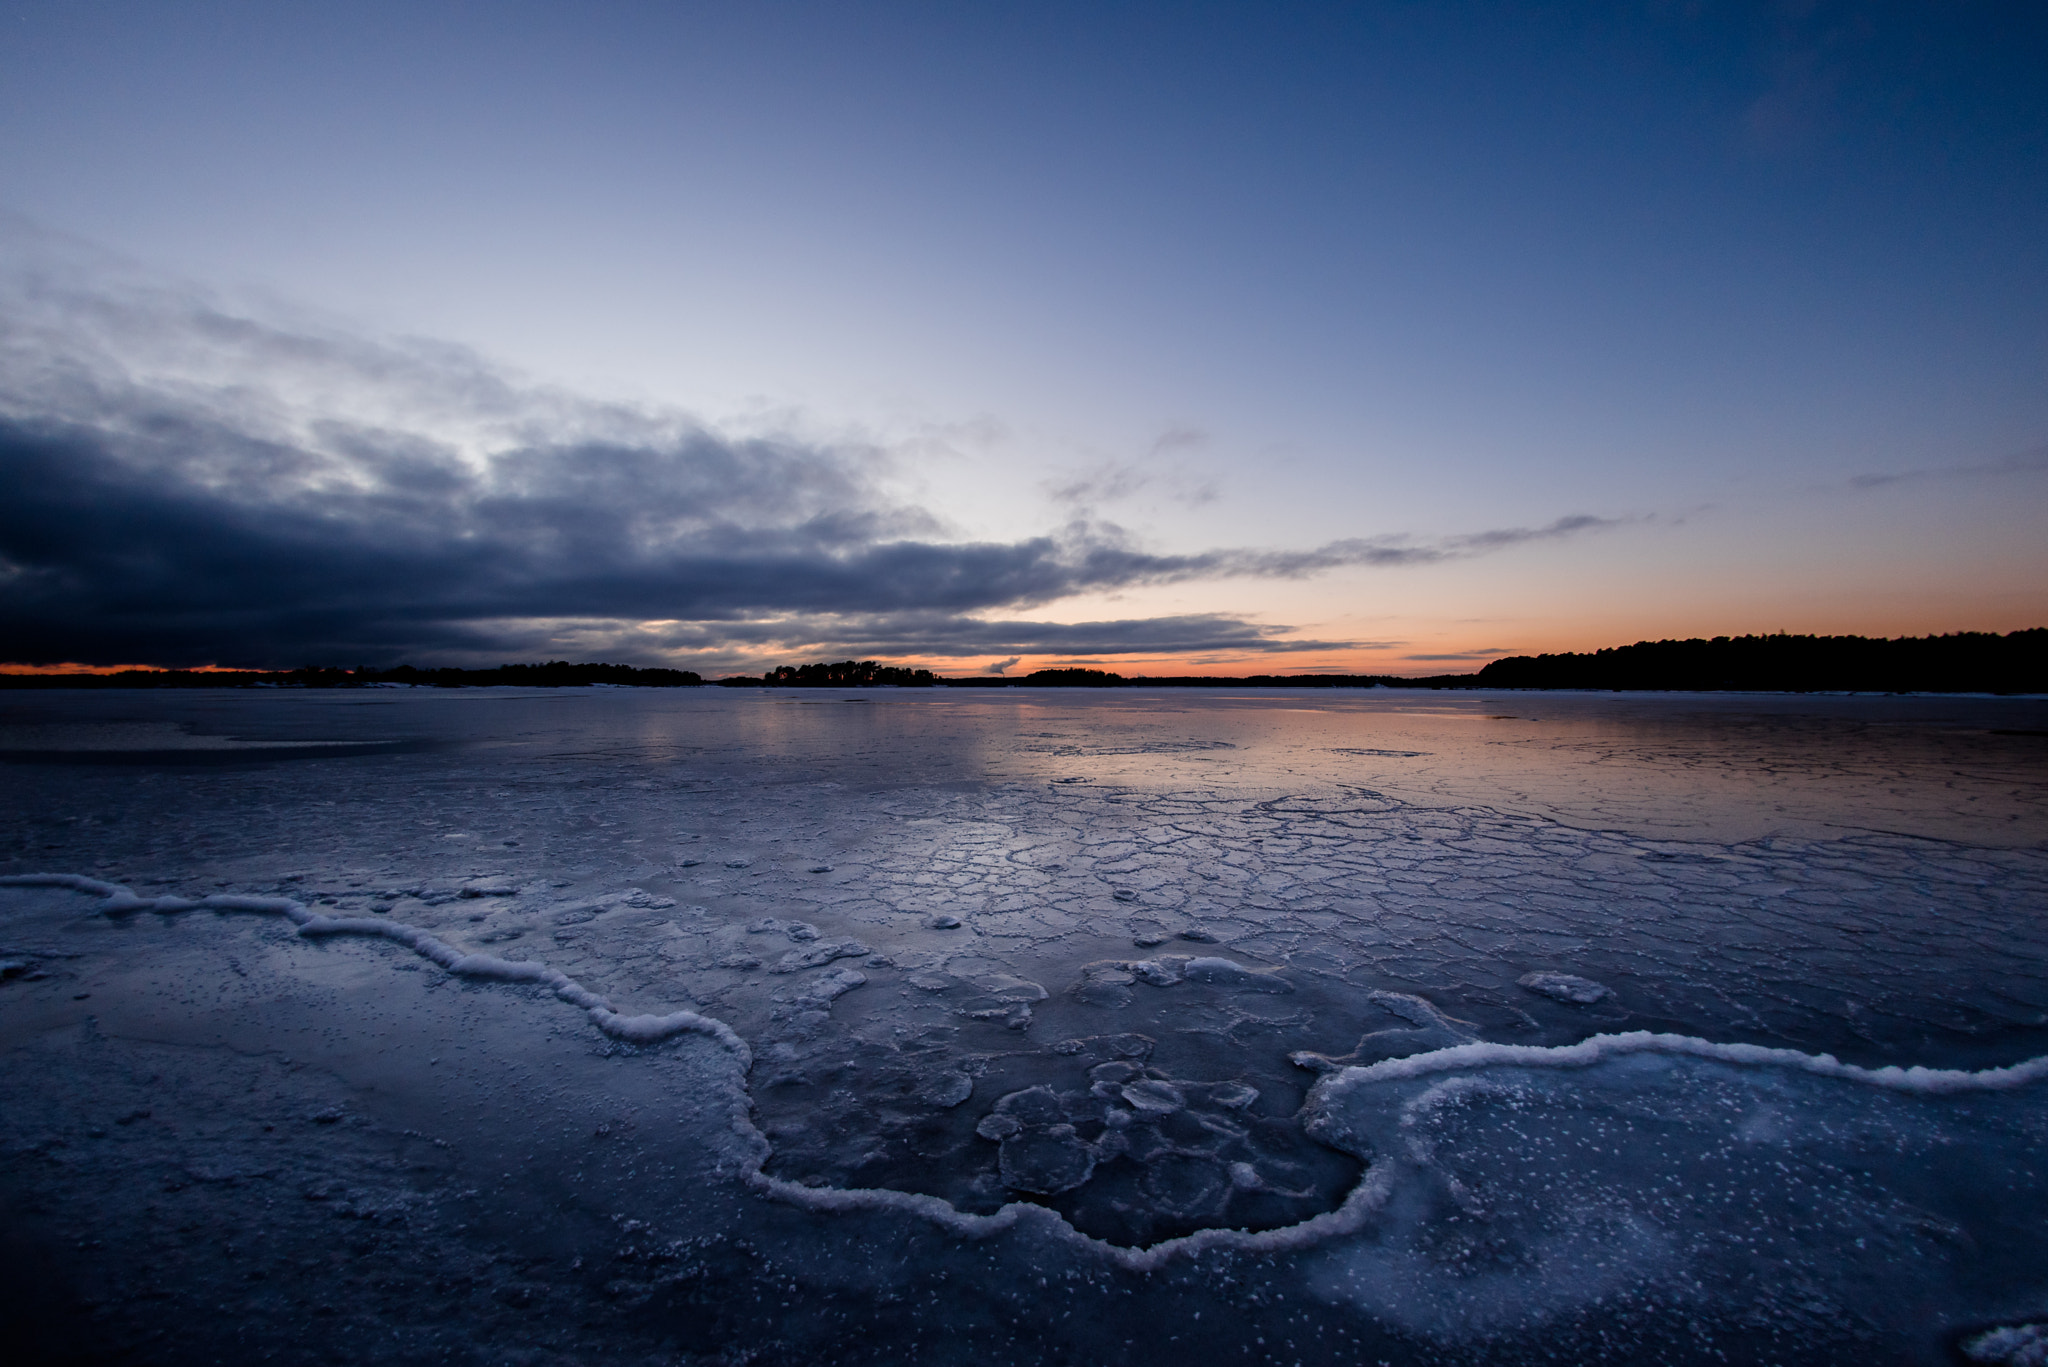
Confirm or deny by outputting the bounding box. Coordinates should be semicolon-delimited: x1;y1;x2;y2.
0;662;247;675
878;651;1485;680
7;614;2039;683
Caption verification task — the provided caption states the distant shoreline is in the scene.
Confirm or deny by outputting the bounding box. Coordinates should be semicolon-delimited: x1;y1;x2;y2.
2;629;2042;695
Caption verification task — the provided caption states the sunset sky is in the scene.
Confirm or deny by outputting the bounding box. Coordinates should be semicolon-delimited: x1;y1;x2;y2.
1;1;2044;676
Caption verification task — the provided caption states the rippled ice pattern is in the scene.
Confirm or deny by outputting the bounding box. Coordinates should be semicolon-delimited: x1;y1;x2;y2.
2;687;2045;1365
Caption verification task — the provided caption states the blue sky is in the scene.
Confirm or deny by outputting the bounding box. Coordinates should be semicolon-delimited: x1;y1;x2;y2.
1;1;2043;672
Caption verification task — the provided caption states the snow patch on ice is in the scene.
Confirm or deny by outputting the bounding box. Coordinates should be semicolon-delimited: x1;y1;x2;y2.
1517;970;1612;1004
768;939;869;974
1296;1028;2048;1342
1967;1324;2048;1366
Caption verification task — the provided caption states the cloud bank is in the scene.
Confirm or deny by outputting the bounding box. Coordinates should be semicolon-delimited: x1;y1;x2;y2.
0;251;1620;670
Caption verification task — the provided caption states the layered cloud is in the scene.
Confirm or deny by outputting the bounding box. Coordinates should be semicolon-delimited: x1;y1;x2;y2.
0;252;1620;670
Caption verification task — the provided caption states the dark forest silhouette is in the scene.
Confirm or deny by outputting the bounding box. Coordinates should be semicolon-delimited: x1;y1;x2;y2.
0;662;703;690
2;629;2041;693
1470;629;2045;694
754;660;939;687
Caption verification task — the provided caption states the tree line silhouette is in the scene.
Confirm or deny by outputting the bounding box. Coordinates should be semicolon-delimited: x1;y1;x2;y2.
2;630;2040;692
754;660;940;687
1470;629;2045;694
0;662;703;690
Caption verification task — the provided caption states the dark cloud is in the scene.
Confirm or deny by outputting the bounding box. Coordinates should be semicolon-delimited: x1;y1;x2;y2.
621;611;1357;660
0;264;1623;668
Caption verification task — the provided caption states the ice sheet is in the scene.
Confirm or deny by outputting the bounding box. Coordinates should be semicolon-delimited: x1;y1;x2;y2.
3;686;2046;1363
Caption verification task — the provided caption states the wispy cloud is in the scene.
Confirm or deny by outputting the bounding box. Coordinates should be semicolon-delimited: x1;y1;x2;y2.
1189;515;1624;579
1846;444;2048;491
1402;647;1512;663
0;251;1624;669
1046;463;1150;508
1043;424;1219;511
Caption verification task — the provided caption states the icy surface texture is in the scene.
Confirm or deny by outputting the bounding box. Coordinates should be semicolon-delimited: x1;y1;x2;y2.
1969;1323;2048;1366
1301;1036;2048;1347
3;686;2047;1363
1517;970;1612;1003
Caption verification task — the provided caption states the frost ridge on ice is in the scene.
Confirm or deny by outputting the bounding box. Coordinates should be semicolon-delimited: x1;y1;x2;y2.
1305;1026;2048;1102
16;870;2048;1282
4;871;1398;1267
0;873;749;1063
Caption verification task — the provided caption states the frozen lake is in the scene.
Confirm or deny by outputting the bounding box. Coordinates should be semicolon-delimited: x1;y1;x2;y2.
3;685;2047;1364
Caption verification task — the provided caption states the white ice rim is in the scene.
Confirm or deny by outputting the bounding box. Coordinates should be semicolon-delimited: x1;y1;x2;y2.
7;870;2046;1273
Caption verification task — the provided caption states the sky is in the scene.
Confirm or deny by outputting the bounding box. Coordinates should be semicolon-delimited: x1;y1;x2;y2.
0;0;2043;676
